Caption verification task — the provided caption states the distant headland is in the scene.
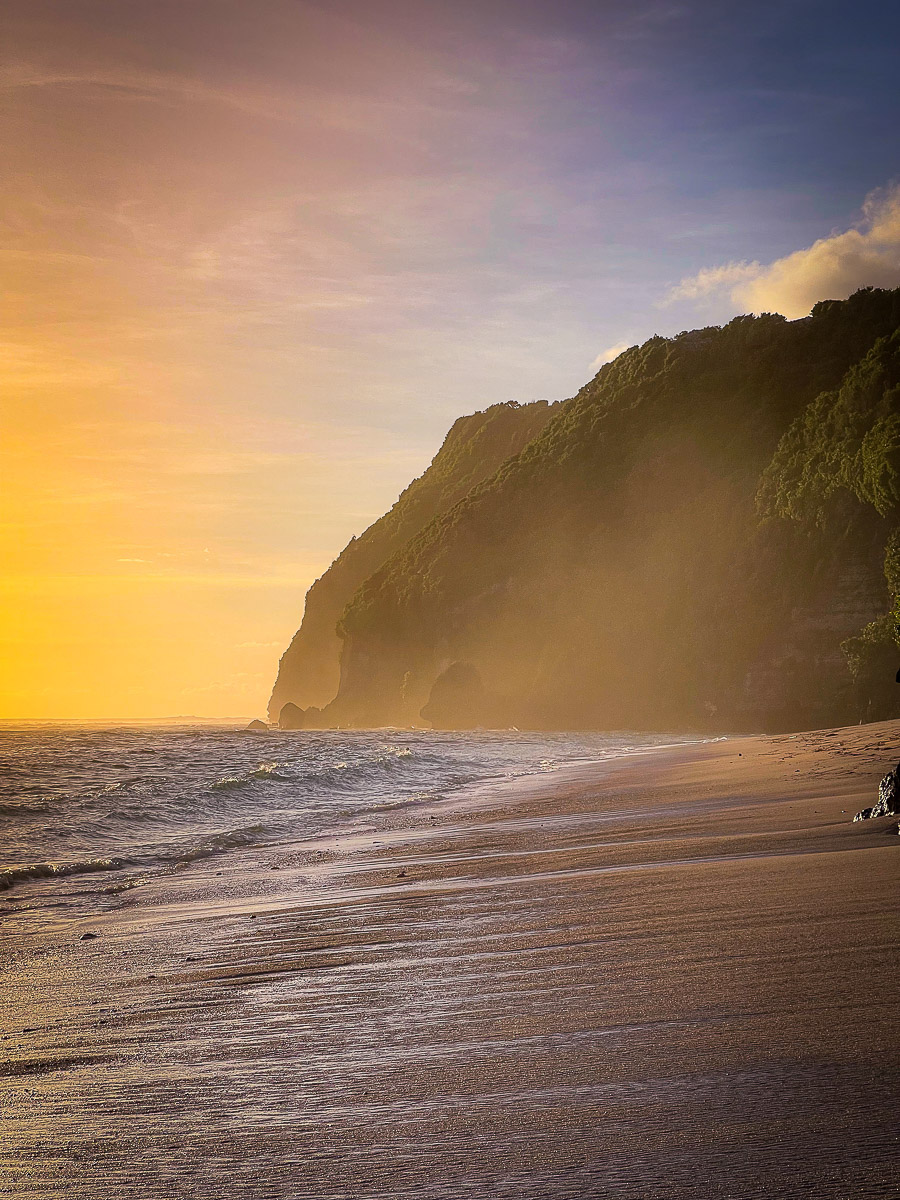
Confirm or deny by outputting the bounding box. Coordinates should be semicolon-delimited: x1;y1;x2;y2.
270;287;900;734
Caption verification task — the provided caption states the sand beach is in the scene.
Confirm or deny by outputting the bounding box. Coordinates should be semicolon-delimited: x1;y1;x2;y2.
2;721;899;1199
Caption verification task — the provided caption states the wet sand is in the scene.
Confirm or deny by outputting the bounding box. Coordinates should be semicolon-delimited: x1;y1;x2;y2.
1;722;899;1198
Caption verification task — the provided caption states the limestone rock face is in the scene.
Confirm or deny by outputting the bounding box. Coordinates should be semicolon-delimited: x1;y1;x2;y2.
854;761;900;820
278;702;306;731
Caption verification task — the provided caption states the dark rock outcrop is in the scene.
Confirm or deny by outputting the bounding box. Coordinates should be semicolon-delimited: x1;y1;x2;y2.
854;760;900;820
420;662;498;729
278;702;306;730
245;719;269;732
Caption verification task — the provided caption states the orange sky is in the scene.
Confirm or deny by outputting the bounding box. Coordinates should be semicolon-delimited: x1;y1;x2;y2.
0;152;431;716
0;2;615;718
0;4;458;717
3;0;898;718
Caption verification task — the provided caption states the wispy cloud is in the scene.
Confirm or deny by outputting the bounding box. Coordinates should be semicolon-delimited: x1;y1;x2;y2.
664;185;900;318
0;63;301;123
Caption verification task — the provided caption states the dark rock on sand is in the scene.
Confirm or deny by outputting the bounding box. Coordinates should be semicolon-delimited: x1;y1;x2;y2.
79;932;98;941
878;761;900;808
853;760;900;820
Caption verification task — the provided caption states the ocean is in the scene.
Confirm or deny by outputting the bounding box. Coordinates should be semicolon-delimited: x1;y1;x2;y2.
2;722;896;1200
0;723;683;904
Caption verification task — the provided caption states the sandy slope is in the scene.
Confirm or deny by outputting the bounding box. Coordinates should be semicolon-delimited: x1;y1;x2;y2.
1;722;898;1198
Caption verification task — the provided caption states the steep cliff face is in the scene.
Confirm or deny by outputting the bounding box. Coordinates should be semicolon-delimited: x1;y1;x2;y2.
268;399;556;719
318;287;900;732
756;323;900;724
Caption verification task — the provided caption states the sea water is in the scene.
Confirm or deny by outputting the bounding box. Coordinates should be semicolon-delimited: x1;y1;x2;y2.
6;723;887;1200
0;723;682;902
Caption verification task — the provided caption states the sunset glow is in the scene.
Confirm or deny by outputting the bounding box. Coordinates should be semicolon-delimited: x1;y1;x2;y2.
3;0;899;717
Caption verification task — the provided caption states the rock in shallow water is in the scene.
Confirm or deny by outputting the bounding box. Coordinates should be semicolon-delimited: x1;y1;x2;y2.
278;702;305;730
853;760;900;820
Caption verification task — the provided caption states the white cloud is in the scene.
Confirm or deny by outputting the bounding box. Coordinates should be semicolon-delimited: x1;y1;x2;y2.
664;260;762;304
664;185;900;319
590;341;631;370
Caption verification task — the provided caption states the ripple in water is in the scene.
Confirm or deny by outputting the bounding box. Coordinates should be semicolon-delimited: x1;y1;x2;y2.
0;724;690;896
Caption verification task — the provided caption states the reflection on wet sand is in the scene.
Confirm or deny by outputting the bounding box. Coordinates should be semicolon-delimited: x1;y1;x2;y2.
2;723;899;1198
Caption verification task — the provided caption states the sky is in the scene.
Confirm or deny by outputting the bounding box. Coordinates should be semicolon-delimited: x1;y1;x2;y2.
2;0;899;719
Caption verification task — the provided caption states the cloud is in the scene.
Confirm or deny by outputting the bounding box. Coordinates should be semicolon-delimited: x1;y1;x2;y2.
664;260;762;304
590;341;631;370
0;63;299;124
664;185;900;319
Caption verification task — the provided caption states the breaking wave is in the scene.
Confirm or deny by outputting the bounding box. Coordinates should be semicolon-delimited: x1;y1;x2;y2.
0;857;130;891
210;747;420;794
173;823;272;864
0;725;692;898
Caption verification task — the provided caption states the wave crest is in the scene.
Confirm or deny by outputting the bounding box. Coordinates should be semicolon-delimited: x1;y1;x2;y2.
0;857;129;891
174;823;271;864
210;761;290;790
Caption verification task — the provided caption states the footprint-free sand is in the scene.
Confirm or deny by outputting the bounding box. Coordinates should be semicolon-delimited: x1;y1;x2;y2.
2;722;898;1198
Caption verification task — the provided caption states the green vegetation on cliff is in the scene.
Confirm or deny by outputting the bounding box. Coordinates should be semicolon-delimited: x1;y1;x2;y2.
269;399;555;718
274;287;900;732
759;327;900;720
759;327;900;524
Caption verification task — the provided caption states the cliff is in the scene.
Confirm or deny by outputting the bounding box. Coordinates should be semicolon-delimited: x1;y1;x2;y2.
274;287;900;732
268;399;556;719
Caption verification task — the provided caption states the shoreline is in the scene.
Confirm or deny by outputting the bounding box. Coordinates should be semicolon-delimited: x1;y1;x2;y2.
2;721;899;1198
